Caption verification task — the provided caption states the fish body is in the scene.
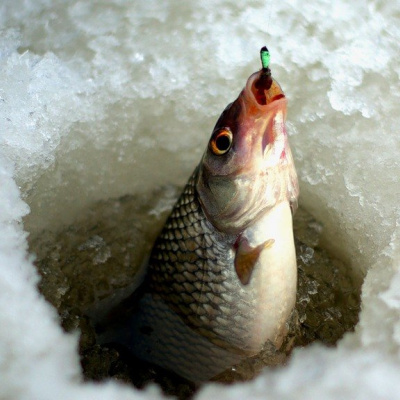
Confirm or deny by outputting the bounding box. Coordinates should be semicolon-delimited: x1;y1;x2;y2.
105;52;299;382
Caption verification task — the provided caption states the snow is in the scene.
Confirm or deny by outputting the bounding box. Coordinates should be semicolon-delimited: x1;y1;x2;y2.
0;0;399;399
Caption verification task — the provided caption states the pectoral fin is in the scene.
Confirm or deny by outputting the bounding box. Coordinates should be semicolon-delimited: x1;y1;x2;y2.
234;238;275;285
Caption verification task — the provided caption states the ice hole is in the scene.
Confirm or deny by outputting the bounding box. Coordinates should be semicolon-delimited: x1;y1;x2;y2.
28;186;362;398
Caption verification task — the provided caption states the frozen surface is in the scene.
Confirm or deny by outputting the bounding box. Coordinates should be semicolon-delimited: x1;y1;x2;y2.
0;0;399;399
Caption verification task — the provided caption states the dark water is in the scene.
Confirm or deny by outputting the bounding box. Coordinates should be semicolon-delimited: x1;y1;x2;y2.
30;186;361;399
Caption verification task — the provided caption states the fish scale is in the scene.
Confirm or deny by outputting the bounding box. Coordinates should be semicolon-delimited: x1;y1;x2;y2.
147;169;257;350
130;293;244;381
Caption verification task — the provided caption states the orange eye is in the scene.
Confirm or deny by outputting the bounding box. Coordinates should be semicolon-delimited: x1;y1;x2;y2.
209;129;233;155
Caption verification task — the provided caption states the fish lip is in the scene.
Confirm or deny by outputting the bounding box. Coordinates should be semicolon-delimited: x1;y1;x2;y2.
244;70;287;109
241;73;288;161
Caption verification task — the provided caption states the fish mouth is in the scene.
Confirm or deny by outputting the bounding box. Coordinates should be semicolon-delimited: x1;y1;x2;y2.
241;70;288;163
249;70;286;107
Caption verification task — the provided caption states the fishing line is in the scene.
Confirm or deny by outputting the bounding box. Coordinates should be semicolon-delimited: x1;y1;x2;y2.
265;0;274;37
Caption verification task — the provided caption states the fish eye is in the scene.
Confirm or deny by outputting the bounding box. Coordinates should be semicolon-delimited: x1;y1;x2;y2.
209;128;233;155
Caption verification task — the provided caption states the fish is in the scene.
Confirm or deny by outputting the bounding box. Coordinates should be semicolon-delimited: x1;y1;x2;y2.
101;47;299;383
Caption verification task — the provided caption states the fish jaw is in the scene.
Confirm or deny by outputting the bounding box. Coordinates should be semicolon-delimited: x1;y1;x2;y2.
196;70;299;235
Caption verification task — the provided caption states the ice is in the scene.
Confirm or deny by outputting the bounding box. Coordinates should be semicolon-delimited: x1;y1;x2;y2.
78;235;112;265
0;0;400;399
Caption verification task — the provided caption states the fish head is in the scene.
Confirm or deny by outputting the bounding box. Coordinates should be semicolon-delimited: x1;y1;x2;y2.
196;69;299;234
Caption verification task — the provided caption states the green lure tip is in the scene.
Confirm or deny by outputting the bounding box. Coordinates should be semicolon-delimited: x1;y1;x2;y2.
260;46;270;70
